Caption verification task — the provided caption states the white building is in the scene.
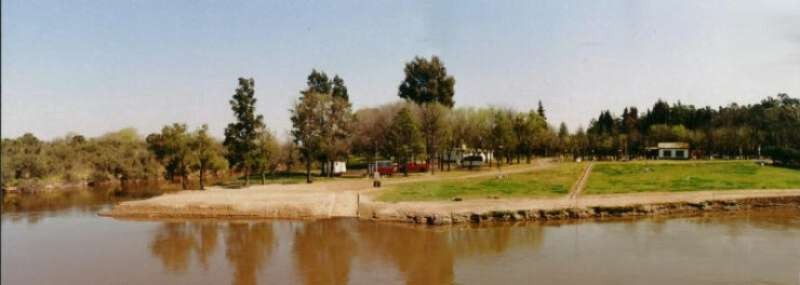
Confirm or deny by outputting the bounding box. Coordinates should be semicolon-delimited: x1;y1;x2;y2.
649;142;690;159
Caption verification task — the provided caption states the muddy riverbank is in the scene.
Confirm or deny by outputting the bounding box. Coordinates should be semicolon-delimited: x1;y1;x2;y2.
359;191;800;224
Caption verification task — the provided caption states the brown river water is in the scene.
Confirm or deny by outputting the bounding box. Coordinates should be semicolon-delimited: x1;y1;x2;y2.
2;189;800;285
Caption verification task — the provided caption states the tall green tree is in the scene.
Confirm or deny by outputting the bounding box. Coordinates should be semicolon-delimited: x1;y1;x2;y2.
490;111;515;168
254;130;281;184
558;122;570;156
291;92;325;183
417;102;449;173
398;56;456;108
224;78;266;186
191;124;227;190
386;107;424;176
296;70;353;177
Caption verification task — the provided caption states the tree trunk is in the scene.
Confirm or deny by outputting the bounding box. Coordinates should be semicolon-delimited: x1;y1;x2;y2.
305;160;312;184
181;174;188;190
261;172;266;185
199;166;205;190
403;158;409;177
446;150;452;171
244;168;250;186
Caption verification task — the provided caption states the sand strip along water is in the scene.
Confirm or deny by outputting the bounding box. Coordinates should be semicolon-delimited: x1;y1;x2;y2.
101;186;800;224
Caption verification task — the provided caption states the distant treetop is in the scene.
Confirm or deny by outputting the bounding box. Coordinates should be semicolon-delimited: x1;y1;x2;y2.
398;56;456;108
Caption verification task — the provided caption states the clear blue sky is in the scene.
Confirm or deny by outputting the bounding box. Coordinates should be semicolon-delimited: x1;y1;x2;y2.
2;0;799;140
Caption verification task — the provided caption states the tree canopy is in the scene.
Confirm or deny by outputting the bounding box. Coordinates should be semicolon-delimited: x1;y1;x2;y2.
223;78;266;185
398;56;456;108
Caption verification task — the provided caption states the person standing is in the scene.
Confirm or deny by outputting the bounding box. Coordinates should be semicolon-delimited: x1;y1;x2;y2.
373;170;381;188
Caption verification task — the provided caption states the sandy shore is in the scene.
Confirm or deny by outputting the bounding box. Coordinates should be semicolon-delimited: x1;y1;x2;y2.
101;183;800;224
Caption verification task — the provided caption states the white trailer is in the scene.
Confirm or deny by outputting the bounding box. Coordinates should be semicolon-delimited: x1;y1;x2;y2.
323;161;347;176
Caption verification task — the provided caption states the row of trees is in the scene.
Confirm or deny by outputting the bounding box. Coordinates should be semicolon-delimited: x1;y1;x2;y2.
350;103;559;172
581;94;800;163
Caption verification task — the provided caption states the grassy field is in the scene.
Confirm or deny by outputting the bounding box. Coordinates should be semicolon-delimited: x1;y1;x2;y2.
377;163;587;202
585;161;800;194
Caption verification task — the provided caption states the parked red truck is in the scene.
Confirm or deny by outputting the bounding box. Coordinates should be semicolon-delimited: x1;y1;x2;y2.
398;162;429;173
369;160;429;176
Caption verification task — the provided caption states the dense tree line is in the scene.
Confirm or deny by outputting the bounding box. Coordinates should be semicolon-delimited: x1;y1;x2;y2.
1;129;161;189
580;94;800;164
348;102;557;172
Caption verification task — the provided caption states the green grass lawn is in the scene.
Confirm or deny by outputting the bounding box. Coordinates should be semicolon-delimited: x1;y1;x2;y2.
377;163;587;202
585;161;800;194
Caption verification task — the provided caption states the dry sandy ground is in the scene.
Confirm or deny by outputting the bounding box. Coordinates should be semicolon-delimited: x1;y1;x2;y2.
102;160;800;222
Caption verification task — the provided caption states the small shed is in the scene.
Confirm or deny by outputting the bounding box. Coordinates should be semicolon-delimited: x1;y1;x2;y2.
648;142;690;159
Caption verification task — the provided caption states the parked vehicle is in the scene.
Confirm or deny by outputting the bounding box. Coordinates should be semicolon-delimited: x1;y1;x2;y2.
322;161;347;176
374;160;396;176
461;155;484;167
398;162;429;173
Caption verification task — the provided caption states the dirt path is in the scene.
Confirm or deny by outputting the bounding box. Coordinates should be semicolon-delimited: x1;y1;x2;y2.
568;163;594;200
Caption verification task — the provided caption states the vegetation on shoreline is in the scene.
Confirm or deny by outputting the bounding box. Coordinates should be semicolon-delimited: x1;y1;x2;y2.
584;94;800;164
585;161;800;194
377;163;586;202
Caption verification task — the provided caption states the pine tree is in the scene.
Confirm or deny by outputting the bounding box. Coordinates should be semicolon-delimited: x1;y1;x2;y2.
223;78;265;186
537;100;546;121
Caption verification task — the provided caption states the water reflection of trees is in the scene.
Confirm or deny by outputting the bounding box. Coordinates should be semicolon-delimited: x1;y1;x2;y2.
225;222;275;285
292;220;356;285
196;223;218;270
150;222;198;272
356;222;544;284
450;223;545;257
358;223;455;284
148;221;275;285
147;219;549;285
1;186;164;220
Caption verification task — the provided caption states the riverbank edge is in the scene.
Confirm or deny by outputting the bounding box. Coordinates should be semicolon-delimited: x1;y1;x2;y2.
359;194;800;225
100;189;800;225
